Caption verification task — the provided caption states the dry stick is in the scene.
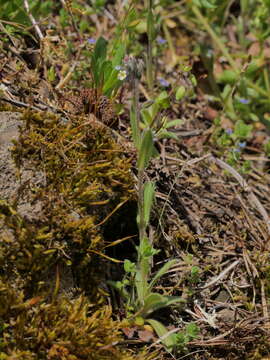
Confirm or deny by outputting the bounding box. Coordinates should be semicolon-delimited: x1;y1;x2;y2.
23;0;44;40
56;45;83;90
209;156;270;235
200;259;240;290
56;61;78;90
23;0;45;76
0;96;44;112
260;279;269;325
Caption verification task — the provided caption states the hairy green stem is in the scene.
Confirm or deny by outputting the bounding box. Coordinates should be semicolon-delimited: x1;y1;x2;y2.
132;77;146;242
147;41;154;96
138;169;146;243
146;0;154;96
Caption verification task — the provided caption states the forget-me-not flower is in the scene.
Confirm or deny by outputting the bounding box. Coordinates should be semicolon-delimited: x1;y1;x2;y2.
87;38;96;44
157;36;167;45
238;98;250;104
158;78;170;87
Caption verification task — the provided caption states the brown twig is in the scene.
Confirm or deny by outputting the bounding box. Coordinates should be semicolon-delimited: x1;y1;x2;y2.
200;259;240;289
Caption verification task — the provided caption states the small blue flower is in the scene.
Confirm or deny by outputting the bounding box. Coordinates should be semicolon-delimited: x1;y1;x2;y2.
157;36;167;45
238;98;249;104
115;65;122;71
234;148;241;153
238;141;246;148
225;128;233;135
159;78;170;87
87;38;96;44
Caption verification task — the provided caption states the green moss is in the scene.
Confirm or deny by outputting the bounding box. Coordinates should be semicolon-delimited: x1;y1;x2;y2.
0;289;149;359
0;109;140;358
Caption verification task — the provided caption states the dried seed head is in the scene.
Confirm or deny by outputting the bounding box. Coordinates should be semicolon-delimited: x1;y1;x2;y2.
123;55;144;81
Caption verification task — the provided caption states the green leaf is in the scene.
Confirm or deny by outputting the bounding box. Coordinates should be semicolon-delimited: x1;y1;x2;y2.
149;259;177;290
156;91;170;109
186;322;199;339
137;237;159;258
135;316;144;326
200;0;217;9
97;60;112;88
92;36;107;64
233;120;252;139
164;119;183;129
246;60;261;75
102;61;113;82
146;319;176;351
141;293;183;317
143;181;155;227
112;43;125;67
141;108;153;126
91;37;108;86
141;293;166;316
145;102;159;121
218;70;238;85
103;68;118;94
137;129;155;170
107;280;129;299
190;74;197;86
175;86;186;101
125;8;139;29
48;66;55;82
157;130;179;141
124;259;136;273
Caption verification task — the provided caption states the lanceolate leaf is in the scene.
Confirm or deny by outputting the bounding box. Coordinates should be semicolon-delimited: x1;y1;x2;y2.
140;293;183;317
164;119;183;129
141;108;152;126
157;130;179;140
146;319;176;351
112;42;125;67
143;181;155;228
92;36;107;65
137;129;154;170
91;37;108;86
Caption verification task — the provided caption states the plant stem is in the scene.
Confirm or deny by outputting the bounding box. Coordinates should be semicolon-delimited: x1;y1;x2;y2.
147;40;154;96
146;0;154;96
138;169;146;242
132;77;146;242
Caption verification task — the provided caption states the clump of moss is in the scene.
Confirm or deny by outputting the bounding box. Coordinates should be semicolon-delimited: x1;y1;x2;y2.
3;109;135;297
0;287;149;360
0;109;140;358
